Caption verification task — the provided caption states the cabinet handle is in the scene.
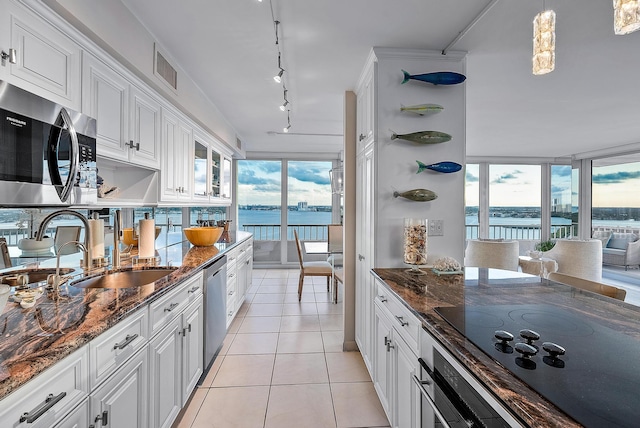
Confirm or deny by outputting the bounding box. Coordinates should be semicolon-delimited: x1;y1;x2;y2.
126;140;140;151
19;392;67;423
359;134;365;141
181;324;192;336
384;336;394;352
378;295;387;302
113;333;138;350
229;273;235;278
395;315;409;327
164;302;179;312
188;286;200;294
228;290;235;296
94;410;109;426
228;311;233;317
358;254;365;261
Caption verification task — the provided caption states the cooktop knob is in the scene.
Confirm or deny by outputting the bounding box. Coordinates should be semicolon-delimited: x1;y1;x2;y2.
519;329;540;345
515;342;538;359
494;330;514;344
542;342;566;358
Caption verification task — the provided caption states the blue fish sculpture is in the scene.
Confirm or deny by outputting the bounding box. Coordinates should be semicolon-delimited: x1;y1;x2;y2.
401;70;466;85
416;161;462;174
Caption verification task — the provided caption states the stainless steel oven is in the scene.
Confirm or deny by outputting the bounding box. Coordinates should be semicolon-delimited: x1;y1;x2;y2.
415;329;523;428
0;80;96;206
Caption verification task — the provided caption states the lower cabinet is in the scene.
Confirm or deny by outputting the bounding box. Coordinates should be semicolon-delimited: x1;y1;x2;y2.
88;346;148;428
372;281;421;428
225;237;253;327
53;399;90;428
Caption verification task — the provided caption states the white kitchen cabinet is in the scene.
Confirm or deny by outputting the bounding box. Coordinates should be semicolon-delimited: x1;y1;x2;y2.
356;62;375;153
224;238;253;327
0;345;89;428
160;108;193;201
148;275;204;428
53;399;90;428
355;144;375;374
82;53;161;170
236;240;253;303
88;346;148;428
0;0;81;109
192;134;233;205
373;302;393;419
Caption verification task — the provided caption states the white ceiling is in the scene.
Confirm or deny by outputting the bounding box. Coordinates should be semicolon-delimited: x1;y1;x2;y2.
120;0;640;158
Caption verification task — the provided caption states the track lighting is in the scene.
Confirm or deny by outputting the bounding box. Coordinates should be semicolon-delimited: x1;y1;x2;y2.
270;10;293;132
280;89;289;111
274;69;284;83
283;110;291;133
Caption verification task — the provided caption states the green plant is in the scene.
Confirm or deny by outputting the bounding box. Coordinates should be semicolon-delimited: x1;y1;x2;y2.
535;240;555;252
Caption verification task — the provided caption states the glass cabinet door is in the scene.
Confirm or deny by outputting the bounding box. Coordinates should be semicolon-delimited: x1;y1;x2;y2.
194;141;208;197
222;157;232;199
211;150;221;198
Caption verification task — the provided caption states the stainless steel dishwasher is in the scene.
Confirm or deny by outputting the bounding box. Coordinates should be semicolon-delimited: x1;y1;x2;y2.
199;255;227;384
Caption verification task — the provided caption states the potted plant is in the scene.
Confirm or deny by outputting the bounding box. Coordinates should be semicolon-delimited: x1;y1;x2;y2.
535;240;555;252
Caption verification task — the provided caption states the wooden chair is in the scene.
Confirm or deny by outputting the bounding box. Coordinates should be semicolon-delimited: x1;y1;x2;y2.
326;224;343;267
547;272;626;301
293;230;334;302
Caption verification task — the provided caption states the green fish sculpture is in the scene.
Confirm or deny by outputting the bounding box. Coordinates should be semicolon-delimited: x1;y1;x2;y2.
400;104;443;116
391;130;452;144
393;189;438;202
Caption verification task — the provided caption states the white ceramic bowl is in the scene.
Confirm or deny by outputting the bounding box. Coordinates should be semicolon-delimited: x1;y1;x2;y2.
18;237;54;251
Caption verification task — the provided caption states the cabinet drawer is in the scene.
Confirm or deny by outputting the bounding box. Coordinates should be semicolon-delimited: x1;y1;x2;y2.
375;281;420;354
149;273;203;337
0;345;89;428
90;309;148;389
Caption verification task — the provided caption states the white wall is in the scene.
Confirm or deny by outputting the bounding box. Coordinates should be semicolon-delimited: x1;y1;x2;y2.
373;48;466;265
42;0;241;154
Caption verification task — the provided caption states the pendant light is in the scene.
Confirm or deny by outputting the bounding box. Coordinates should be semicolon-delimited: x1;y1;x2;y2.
532;4;556;76
613;0;640;35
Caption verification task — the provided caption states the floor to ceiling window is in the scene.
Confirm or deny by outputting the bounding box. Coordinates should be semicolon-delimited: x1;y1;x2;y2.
465;164;480;239
550;165;574;238
488;164;542;240
236;158;336;265
592;158;640;231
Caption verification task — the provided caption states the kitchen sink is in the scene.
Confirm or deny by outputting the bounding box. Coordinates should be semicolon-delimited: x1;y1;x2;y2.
71;268;177;289
0;268;76;286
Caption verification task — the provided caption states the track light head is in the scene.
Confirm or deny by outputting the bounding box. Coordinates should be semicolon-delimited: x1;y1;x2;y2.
280;100;289;111
274;68;284;83
283;124;291;133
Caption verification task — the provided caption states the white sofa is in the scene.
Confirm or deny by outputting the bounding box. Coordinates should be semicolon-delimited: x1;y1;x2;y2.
597;232;640;270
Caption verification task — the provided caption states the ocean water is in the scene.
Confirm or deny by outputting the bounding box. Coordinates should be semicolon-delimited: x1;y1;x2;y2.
238;209;332;240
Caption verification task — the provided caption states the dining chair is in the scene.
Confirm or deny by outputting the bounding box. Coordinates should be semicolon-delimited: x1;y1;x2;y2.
54;226;82;255
327;224;343;267
293;230;334;302
543;239;602;282
464;240;520;271
0;238;11;268
547;272;626;301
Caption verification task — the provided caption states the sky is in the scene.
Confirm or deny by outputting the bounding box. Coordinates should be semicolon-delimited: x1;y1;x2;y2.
237;160;333;206
593;162;640;208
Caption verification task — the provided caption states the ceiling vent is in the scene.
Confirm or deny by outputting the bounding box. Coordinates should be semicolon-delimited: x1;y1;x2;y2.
154;43;177;92
236;137;242;150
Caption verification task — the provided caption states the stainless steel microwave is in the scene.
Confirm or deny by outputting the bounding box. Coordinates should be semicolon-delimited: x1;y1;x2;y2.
0;80;97;207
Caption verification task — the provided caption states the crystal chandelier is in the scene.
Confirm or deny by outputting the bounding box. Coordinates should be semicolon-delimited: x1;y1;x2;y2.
613;0;640;35
532;9;556;75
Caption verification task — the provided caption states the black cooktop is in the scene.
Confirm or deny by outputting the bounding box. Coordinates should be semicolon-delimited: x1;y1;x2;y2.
435;303;640;427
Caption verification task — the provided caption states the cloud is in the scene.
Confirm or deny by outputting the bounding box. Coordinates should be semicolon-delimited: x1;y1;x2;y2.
552;165;572;177
288;165;331;185
593;170;640;184
491;170;522;184
237;169;271;185
257;161;281;174
466;170;479;183
551;185;569;193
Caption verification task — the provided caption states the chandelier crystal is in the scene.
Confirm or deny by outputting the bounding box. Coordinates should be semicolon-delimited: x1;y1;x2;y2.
532;10;556;75
613;0;640;35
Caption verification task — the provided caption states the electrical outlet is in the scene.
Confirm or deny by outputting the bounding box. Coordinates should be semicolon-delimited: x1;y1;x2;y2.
428;219;444;236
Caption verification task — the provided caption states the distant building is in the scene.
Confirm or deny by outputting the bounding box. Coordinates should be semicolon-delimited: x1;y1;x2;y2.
297;202;308;211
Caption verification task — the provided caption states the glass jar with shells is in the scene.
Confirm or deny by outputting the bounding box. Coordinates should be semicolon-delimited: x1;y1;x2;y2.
403;218;428;274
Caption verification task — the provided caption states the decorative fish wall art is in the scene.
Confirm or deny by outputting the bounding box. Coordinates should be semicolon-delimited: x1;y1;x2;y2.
391;130;452;145
401;70;466;86
400;104;443;116
393;189;438;202
416;161;462;174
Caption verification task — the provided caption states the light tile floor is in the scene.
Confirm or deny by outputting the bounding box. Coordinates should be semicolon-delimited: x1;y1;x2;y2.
173;268;389;428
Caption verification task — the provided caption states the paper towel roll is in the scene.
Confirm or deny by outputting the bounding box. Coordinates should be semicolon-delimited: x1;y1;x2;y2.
138;218;155;259
89;218;105;258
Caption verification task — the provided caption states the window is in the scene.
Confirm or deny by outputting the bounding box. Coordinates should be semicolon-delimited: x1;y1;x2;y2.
550;165;574;238
465;164;479;239
592;158;640;231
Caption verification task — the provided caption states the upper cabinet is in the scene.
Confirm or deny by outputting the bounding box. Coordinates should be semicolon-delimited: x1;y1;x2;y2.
82;53;160;170
356;63;375;153
160;108;192;202
191;132;233;206
0;0;81;109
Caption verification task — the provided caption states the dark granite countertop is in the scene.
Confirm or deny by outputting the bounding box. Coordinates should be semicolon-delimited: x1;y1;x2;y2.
372;267;640;428
0;231;252;400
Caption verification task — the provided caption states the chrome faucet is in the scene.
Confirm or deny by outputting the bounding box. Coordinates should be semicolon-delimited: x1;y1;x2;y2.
48;240;87;290
36;209;93;269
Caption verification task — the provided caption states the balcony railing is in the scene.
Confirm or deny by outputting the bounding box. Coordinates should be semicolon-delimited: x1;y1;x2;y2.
241;224;328;241
466;223;577;240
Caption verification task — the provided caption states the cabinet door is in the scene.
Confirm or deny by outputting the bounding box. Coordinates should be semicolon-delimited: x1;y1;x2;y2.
210;150;222;198
130;86;161;169
148;317;182;428
7;9;81;109
373;304;393;420
181;296;204;403
394;334;419;428
221;156;232;200
193;140;210;200
356;66;375;152
178;122;194;199
160;109;180;200
89;347;148;428
82;53;129;162
53;399;89;428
